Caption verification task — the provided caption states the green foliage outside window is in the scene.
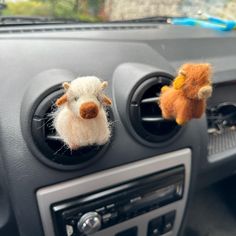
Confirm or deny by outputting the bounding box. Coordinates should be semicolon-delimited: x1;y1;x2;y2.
1;0;106;22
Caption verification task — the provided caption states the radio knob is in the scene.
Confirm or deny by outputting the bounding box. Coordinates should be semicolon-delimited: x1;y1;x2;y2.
77;212;102;235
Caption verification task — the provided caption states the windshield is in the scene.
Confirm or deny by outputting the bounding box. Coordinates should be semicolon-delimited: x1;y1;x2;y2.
0;0;235;23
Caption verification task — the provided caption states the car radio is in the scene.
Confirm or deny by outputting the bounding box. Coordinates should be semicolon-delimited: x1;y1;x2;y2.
51;166;184;236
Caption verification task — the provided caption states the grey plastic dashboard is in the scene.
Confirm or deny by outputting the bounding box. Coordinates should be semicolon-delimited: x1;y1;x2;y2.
0;23;236;236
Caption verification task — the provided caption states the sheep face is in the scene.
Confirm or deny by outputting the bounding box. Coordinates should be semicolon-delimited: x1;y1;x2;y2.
174;63;212;100
56;76;112;119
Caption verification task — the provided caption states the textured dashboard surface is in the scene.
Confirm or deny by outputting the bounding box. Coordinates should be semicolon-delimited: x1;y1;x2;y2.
0;23;235;236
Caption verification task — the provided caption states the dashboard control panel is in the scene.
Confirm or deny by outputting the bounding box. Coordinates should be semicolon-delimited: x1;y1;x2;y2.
51;167;184;236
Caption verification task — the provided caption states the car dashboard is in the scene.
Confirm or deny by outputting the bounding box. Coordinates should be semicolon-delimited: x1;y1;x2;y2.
0;23;236;236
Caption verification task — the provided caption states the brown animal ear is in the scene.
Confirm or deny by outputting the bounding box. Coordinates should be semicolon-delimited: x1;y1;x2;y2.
101;81;108;90
63;82;70;90
202;63;212;76
102;94;112;106
56;94;68;107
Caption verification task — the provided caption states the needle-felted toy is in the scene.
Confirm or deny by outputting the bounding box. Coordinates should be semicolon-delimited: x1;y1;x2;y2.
54;76;112;150
159;63;213;125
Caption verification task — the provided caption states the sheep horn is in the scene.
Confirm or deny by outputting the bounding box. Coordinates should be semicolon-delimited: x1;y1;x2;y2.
56;94;68;107
102;94;112;106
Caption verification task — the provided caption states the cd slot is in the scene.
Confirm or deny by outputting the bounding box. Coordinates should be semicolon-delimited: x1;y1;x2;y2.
122;183;181;214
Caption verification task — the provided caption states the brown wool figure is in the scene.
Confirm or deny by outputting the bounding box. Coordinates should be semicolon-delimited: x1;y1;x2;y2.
54;76;112;150
159;63;213;125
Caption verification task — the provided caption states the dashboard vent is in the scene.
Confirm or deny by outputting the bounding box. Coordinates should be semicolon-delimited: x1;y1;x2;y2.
31;90;111;170
0;24;159;34
129;76;180;142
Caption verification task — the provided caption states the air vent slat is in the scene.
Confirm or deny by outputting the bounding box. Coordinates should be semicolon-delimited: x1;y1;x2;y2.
129;76;180;142
141;97;158;104
46;135;62;141
142;117;165;122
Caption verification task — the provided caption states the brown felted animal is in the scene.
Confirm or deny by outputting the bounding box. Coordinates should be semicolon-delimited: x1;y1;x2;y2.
159;63;213;125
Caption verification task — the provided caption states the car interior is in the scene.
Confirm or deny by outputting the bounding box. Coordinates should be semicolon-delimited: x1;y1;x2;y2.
1;1;236;236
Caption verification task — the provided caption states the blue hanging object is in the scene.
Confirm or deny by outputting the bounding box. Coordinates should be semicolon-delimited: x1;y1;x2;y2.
171;15;236;31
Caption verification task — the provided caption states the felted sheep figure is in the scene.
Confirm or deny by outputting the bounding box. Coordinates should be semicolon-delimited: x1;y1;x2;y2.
159;63;213;125
54;76;112;150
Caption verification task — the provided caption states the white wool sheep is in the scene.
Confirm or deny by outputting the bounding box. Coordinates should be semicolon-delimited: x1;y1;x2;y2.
53;76;112;150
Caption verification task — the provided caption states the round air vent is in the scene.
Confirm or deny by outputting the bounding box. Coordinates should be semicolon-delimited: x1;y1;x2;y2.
31;89;112;170
129;76;180;142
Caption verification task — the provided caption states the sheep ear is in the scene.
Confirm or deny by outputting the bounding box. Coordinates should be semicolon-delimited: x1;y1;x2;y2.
101;81;108;90
102;94;112;106
56;94;67;107
63;82;70;90
173;74;185;90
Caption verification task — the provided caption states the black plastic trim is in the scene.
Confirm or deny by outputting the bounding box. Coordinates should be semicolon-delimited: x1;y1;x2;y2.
129;76;180;142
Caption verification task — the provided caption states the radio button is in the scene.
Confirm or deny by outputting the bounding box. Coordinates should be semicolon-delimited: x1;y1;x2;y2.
77;212;102;235
162;211;176;234
152;228;160;236
102;213;112;222
163;223;172;233
66;225;74;236
95;207;106;214
106;203;115;209
148;217;163;236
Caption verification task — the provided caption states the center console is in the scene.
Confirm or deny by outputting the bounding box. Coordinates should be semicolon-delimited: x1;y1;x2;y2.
37;149;191;236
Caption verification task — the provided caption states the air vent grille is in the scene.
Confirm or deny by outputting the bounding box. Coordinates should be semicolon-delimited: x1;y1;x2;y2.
31;90;111;170
130;76;180;142
0;24;159;34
